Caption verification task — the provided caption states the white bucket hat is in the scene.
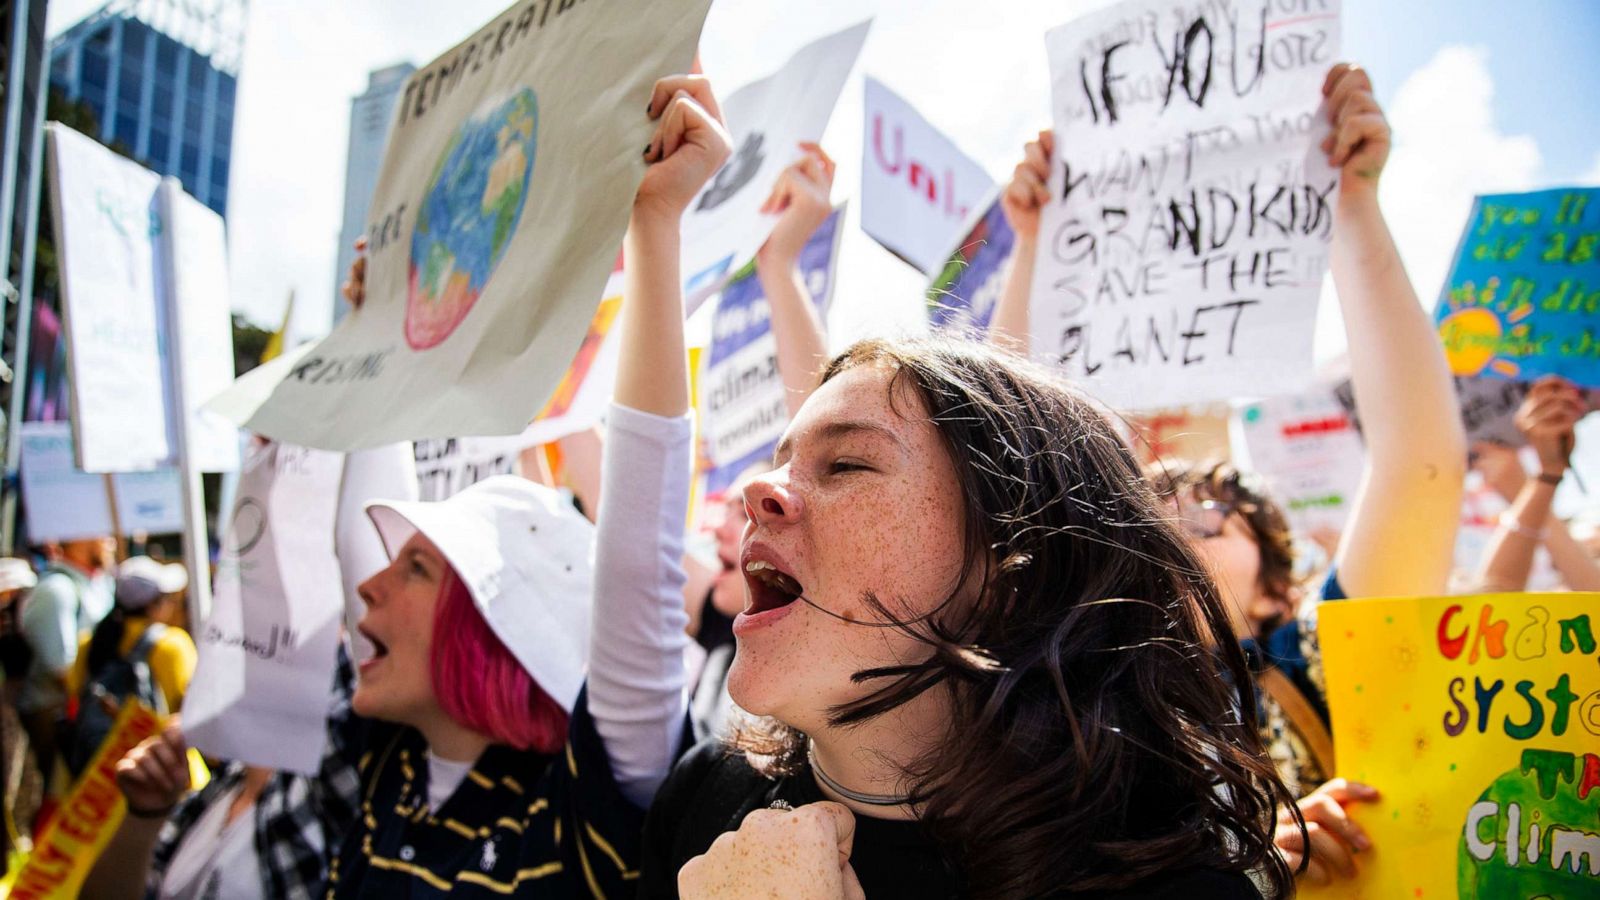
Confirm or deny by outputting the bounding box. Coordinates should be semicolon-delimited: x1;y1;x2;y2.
365;476;594;714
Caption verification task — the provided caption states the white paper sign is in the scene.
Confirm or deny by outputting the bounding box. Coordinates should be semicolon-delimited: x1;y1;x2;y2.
1231;387;1365;535
183;441;346;774
1030;0;1340;410
679;20;870;306
18;422;184;541
46;124;171;472
861;76;993;274
209;0;713;451
335;443;419;664
413;437;520;501
157;182;241;473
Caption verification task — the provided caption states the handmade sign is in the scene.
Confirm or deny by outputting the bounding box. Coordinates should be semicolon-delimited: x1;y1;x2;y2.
7;702;165;899
1232;387;1365;534
861;75;993;274
1333;375;1600;449
1310;593;1600;898
209;0;713;450
18;421;184;541
679;20;869;307
1435;188;1600;389
1121;405;1232;468
335;442;419;664
926;191;1017;335
183;441;346;774
157;181;241;473
1030;0;1340;410
413;437;520;502
701;207;844;496
45;124;170;472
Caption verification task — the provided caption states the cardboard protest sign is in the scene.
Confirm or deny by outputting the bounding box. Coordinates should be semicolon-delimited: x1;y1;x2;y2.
680;21;869;307
18;422;184;541
8;702;165;899
1332;375;1600;449
1309;593;1600;899
45;124;170;472
183;441;346;774
1231;387;1365;534
157;182;240;472
861;75;993;274
926;191;1017;334
1030;0;1340;410
210;0;713;451
701;207;844;496
1436;188;1600;389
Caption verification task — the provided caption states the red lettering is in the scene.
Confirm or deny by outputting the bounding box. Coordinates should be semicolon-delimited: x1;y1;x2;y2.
1438;604;1467;660
1580;753;1600;801
871;115;902;175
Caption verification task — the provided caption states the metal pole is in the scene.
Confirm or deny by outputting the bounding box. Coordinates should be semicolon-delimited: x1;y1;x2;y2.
2;28;52;553
0;0;32;268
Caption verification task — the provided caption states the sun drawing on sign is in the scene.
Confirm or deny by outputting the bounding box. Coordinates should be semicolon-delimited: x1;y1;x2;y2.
1436;276;1533;379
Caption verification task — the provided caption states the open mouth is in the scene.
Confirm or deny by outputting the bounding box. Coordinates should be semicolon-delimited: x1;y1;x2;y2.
358;625;390;665
743;559;805;614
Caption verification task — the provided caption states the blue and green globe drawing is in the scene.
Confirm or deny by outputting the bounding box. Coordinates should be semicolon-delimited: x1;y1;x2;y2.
406;88;537;349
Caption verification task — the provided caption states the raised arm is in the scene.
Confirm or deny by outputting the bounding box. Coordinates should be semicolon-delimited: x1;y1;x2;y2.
589;75;731;808
989;130;1052;354
754;142;832;415
1475;379;1590;591
1323;63;1468;599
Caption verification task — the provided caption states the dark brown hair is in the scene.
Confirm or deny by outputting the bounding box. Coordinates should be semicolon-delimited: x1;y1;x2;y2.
1146;459;1299;628
735;337;1297;898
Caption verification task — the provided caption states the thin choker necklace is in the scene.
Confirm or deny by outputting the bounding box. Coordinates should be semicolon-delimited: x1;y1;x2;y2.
807;741;911;807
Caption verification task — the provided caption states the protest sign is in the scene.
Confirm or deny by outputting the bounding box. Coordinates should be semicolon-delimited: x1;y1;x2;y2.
414;437;520;501
517;261;626;447
1231;387;1365;534
18;421;184;541
157;182;240;473
861;75;993;274
1030;0;1340;410
183;441;346;774
335;443;419;664
209;0;713;451
926;191;1017;334
45;124;171;472
1332;375;1600;449
1435;187;1600;389
679;21;869;307
1121;405;1231;468
701;207;844;496
1309;593;1600;898
8;702;164;899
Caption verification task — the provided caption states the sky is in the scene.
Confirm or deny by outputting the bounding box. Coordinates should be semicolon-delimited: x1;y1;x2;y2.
43;0;1600;498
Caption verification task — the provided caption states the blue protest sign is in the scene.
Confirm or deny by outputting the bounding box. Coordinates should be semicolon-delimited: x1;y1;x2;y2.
701;207;844;496
925;191;1015;334
1435;187;1600;387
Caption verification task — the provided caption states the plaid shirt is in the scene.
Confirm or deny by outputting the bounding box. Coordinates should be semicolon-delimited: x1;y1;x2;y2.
147;648;361;900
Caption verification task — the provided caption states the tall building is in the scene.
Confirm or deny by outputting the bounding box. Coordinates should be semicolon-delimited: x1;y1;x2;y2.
47;0;244;215
332;62;414;328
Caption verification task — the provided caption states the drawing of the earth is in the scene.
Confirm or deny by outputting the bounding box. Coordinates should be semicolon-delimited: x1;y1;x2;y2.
406;88;538;350
1459;748;1599;896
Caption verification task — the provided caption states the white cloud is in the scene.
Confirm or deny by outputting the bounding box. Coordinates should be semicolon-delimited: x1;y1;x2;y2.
1314;45;1542;363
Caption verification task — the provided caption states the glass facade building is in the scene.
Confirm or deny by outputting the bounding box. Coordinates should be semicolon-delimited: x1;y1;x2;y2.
48;11;235;215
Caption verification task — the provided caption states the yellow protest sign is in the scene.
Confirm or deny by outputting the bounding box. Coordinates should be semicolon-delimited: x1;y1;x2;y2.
1307;593;1600;899
9;702;166;898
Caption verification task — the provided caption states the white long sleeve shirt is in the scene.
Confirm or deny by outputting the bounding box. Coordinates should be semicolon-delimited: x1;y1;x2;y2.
587;404;693;808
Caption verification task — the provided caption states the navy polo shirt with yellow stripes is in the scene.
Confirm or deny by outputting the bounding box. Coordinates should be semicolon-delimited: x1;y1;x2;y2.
327;687;644;898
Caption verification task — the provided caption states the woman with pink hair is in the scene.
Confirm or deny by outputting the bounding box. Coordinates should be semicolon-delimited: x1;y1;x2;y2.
110;72;731;899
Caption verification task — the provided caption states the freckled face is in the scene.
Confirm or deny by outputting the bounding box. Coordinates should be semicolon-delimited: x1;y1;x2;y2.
352;534;447;726
727;365;969;734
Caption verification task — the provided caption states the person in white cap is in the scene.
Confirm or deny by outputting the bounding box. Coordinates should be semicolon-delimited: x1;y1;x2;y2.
63;556;196;774
107;71;731;900
0;558;36;610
